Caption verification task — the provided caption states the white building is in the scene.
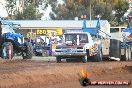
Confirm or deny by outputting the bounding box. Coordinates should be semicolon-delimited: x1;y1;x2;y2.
4;20;110;44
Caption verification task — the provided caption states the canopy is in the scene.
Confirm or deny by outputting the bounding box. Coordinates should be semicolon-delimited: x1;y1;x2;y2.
1;20;13;25
83;28;98;35
1;20;20;26
122;28;132;33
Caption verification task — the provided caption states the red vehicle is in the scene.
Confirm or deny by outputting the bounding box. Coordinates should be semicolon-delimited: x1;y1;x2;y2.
53;32;102;63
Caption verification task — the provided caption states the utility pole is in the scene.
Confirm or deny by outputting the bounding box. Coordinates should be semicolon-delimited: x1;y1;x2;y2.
89;0;91;27
90;0;91;21
96;15;101;39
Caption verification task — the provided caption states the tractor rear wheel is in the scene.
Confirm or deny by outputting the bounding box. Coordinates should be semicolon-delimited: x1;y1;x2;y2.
2;42;13;59
22;42;33;59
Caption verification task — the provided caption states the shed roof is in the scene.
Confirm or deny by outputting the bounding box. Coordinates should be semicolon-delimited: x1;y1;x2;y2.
4;20;109;29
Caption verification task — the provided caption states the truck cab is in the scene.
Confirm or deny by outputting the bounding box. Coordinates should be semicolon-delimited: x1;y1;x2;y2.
54;32;102;63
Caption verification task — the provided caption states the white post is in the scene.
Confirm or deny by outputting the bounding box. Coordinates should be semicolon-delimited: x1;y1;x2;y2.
77;35;79;45
30;29;32;42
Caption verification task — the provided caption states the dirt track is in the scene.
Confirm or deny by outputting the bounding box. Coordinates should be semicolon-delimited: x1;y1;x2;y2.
0;59;131;88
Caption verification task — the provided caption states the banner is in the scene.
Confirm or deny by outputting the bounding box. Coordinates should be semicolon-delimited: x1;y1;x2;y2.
36;28;63;36
56;28;63;35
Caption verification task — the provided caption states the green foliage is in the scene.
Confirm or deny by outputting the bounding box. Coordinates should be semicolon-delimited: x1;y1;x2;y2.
114;0;129;24
92;1;113;21
49;0;115;20
24;4;36;19
5;0;46;20
16;4;43;20
49;0;89;20
48;0;129;26
5;0;17;17
4;0;129;26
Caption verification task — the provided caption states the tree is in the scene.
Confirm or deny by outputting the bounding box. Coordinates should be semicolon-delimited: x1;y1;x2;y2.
114;0;129;24
5;0;48;20
24;4;37;19
24;0;45;8
16;4;43;20
92;1;114;21
46;0;58;19
48;0;129;26
49;0;90;20
5;0;17;19
49;0;114;20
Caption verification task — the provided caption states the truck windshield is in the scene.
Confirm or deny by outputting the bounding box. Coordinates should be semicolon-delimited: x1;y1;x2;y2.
65;34;88;44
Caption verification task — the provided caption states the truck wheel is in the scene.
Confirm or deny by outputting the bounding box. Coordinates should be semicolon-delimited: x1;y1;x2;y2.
2;42;13;59
82;55;87;63
22;42;33;59
93;50;102;62
56;57;61;63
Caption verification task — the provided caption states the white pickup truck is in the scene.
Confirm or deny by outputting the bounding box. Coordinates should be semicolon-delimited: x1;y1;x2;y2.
53;32;103;63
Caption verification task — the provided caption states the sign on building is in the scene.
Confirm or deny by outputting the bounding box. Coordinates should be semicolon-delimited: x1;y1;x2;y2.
36;28;63;36
56;28;63;35
36;29;47;35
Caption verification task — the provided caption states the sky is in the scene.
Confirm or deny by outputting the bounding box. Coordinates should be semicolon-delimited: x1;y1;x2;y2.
0;0;63;19
42;0;64;20
0;0;8;17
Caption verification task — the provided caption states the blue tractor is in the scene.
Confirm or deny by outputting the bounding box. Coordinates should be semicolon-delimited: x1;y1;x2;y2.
0;20;33;59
